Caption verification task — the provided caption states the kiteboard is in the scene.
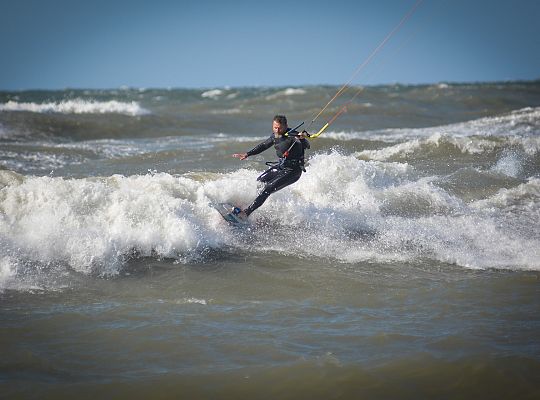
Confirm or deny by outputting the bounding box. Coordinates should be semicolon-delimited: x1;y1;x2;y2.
212;202;248;225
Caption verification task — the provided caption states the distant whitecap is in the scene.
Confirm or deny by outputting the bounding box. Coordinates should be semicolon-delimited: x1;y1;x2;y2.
0;99;150;116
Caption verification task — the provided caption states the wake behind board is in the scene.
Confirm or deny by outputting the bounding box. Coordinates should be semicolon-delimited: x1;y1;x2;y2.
212;202;248;225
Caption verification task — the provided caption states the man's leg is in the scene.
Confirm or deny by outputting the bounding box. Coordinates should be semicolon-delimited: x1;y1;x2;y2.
244;169;302;216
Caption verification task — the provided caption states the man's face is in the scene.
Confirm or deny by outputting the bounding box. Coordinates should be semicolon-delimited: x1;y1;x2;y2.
272;121;287;136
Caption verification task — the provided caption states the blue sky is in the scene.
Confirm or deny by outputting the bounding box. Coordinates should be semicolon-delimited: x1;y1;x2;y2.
1;0;539;89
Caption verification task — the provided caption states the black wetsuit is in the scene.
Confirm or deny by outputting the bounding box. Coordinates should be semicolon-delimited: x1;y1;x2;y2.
244;130;310;216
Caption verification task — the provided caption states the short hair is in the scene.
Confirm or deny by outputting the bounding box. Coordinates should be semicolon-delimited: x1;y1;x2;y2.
273;115;287;126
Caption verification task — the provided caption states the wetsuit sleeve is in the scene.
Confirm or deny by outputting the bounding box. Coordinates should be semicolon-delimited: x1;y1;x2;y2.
301;138;310;149
246;136;274;157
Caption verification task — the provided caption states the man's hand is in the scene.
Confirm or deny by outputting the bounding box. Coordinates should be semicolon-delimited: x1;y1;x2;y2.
298;130;310;139
232;153;248;160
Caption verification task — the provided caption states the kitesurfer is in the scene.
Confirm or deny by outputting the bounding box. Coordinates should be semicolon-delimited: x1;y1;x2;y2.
232;115;310;219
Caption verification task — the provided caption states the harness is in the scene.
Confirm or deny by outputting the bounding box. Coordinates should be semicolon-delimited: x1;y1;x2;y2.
264;158;304;170
274;130;306;171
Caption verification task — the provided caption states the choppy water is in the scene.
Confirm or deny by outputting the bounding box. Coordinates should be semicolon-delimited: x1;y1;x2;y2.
1;82;540;399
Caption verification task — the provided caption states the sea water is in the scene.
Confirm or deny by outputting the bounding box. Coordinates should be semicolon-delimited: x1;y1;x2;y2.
1;83;540;398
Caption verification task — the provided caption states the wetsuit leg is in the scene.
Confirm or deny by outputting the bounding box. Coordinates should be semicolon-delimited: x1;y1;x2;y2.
257;167;280;183
245;168;302;216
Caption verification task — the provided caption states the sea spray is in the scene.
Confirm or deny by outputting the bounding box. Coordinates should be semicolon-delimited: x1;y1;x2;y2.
2;149;539;290
0;172;219;277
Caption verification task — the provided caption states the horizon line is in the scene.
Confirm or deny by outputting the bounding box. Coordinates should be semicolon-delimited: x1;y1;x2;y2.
2;78;539;93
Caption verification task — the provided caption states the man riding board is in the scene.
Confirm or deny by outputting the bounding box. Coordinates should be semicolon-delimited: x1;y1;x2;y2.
232;115;310;220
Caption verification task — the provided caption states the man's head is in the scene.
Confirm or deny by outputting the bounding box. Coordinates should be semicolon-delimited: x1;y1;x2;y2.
272;115;288;136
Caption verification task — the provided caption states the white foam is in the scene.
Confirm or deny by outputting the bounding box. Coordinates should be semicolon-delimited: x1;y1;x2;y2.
0;148;85;172
183;298;208;305
201;89;223;99
0;173;211;276
508;136;540;156
471;177;540;212
260;152;540;270
356;138;424;160
0;256;16;292
57;138;146;159
491;151;523;177
0;99;150;116
1;151;539;293
322;107;540;144
1;135;268;174
375;214;540;270
265;88;306;100
296;151;412;213
210;108;245;115
355;133;540;161
207;134;266;143
283;88;306;95
0;169;263;284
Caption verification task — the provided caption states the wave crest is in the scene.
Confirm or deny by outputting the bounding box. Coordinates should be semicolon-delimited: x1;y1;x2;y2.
355;133;540;161
1;150;539;292
0;99;150;116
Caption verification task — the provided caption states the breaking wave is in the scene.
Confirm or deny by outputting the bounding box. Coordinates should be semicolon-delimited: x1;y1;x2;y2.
323;106;540;143
0;99;150;116
1;150;539;291
355;133;540;161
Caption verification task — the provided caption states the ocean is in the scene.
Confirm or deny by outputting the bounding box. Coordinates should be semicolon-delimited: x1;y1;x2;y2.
1;82;540;399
